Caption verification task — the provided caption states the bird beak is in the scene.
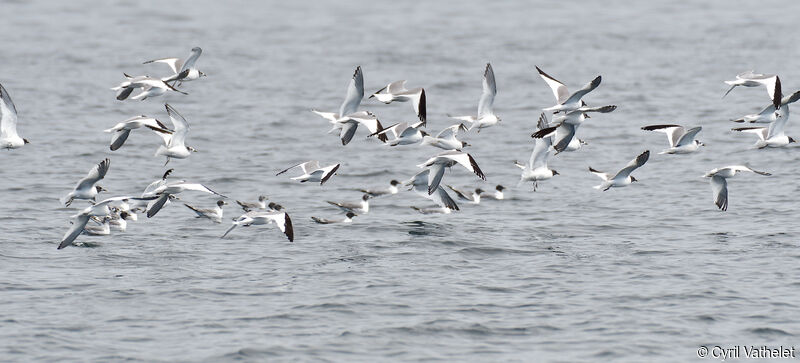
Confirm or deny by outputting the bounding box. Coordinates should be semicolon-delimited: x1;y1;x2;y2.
368;94;375;99
23;138;30;144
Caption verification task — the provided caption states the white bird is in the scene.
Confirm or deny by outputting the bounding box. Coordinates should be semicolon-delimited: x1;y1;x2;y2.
312;66;387;145
723;71;782;109
370;80;427;124
61;158;110;206
143;47;206;84
144;182;226;218
417;150;486;195
83;217;112;236
104;115;172;151
517;113;559;191
112;74;188;101
358;180;401;197
0;82;29;149
732;90;800;123
184;200;227;223
480;185;506;200
370;121;427;146
327;194;371;214
236;195;269;211
446;185;483;204
108;208;134;232
420;123;470;151
536;66;616;117
405;169;459;211
641;124;705;154
704;165;771;211
311;212;356;224
221;210;294;242
537;66;603;114
589;150;650;191
276;160;340;185
154;104;197;165
731;126;796;149
531;107;614;154
449;63;500;131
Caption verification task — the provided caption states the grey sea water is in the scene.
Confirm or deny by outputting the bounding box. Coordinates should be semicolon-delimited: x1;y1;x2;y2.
2;0;800;361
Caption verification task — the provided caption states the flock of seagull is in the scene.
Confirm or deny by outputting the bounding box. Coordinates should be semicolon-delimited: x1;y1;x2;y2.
0;46;796;249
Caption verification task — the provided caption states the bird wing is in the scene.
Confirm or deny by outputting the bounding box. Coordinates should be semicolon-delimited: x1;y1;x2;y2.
675;126;702;147
165;104;189;147
562;75;602;106
732;127;768;141
641;124;684;147
439;151;486;180
0;83;20;139
477;63;496;119
710;175;728;211
612;150;650;180
426;163;447;195
431;186;459;211
338;66;364;117
110;129;131;151
767;114;789;139
58;213;91;249
535;66;569;104
530;135;552;169
319;163;340;185
339;121;359;145
386;80;408;94
143;57;182;74
436;123;467;139
180;47;202;72
311;109;339;122
75;158;111;191
552;123;578;153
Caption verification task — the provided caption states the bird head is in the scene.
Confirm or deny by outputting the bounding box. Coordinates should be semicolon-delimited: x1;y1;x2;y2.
630;176;638;182
217;200;227;207
552;170;560;176
390;180;400;186
187;146;198;152
95;185;107;192
790;137;797;143
23;138;30;144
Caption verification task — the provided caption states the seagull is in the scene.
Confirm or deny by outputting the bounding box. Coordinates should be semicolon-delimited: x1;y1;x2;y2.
704;165;771;211
311;66;387;145
723;71;782;109
58;196;157;249
358;180;401;197
236;195;268;211
405;169;459;211
311;212;356;224
479;185;506;200
276;160;340;185
449;63;500;131
221;210;294;242
589;150;650;191
537;66;603;114
61;158;110;207
370;121;427;146
327;194;371;214
154;104;197;165
108;208;134;232
143;47;206;84
518;113;559;190
410;206;454;214
141;168;174;200
104;115;172;151
731;126;796;148
0;82;29;149
417;150;486;194
446;185;483;204
111;74;188;101
420;123;470;151
641;124;704;154
732;90;800;123
83;217;112;236
370;80;427;124
184;200;227;223
536;66;616;117
144;182;226;218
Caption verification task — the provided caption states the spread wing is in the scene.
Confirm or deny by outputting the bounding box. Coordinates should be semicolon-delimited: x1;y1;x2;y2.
612;150;649;180
338;66;364;117
75;158;110;191
276;160;319;176
440;151;486;180
165;104;189;147
536;66;569;104
180;47;202;72
641;124;684;147
436;123;467;139
477;63;496;118
386;80;407;94
710;175;728;211
675;127;702;147
530;136;551;169
58;213;91;249
0;83;20;139
562;75;601;106
143;57;182;74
